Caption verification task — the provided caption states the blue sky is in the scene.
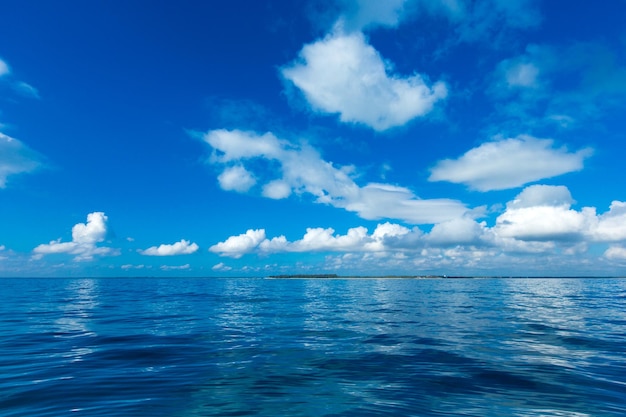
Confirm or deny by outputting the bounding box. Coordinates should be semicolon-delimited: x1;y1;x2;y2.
1;0;625;277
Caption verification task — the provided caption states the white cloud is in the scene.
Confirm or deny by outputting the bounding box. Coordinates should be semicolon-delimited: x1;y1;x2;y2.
505;62;539;88
0;59;9;77
344;183;467;224
208;185;626;274
204;129;468;224
160;264;191;271
0;58;39;99
211;226;376;258
0;132;42;188
507;184;574;209
206;129;283;162
426;217;488;245
212;262;232;271
140;239;199;256
217;165;256;192
494;185;595;242
262;180;292;199
282;30;447;131
333;0;541;43
294;226;369;252
429;135;592;191
210;222;424;259
496;205;592;242
339;0;410;31
493;186;626;245
604;246;626;261
593;201;626;242
452;0;542;44
121;264;147;270
209;229;268;258
489;43;626;130
33;212;118;261
14;81;40;99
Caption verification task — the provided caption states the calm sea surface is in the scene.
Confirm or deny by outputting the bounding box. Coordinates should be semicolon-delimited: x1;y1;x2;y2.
1;277;625;416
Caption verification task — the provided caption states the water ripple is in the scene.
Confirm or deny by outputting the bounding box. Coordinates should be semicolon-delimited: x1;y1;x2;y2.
1;277;625;416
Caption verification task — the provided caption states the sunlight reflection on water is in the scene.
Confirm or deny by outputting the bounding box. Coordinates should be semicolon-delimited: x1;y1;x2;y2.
1;277;625;416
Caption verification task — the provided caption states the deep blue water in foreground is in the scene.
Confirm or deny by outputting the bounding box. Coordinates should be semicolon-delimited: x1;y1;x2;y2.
1;277;625;416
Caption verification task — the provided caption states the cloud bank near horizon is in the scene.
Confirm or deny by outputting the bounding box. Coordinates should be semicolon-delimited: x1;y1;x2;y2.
210;185;626;265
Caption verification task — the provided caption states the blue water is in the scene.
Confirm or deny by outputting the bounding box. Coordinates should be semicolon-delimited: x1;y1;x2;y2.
1;277;625;416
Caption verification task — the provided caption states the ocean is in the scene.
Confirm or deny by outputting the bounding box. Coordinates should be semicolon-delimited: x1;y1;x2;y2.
1;277;625;416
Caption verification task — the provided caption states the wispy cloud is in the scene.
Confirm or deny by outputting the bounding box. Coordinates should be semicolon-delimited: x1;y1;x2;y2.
160;264;191;271
489;42;626;130
338;0;411;31
0;58;9;77
0;133;42;188
13;81;40;99
0;57;40;99
205;129;468;224
121;264;148;270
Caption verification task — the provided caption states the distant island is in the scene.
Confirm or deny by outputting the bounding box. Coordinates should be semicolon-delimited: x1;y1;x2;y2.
267;274;453;279
266;275;619;279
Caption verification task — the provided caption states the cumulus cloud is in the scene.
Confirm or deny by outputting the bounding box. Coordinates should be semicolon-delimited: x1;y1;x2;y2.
217;165;256;192
429;135;592;191
210;224;406;258
207;184;626;277
208;218;494;260
262;180;292;199
426;217;488;246
491;186;626;248
282;30;447;131
0;133;42;188
205;129;467;224
209;229;268;259
494;185;594;242
592;201;626;242
140;239;199;256
33;212;117;261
